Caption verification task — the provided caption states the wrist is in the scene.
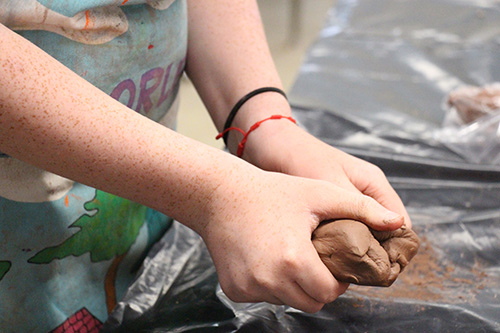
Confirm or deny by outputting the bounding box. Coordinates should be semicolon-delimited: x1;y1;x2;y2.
241;117;303;170
195;157;266;241
224;91;293;155
220;88;288;145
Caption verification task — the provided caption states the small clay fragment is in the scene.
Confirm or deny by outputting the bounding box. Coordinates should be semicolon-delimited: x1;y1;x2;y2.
447;83;500;123
312;219;420;287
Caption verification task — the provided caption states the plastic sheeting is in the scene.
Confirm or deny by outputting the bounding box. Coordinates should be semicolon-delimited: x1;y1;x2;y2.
103;0;500;331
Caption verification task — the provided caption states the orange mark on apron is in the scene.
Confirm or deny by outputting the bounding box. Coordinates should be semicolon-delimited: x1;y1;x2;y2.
70;193;82;201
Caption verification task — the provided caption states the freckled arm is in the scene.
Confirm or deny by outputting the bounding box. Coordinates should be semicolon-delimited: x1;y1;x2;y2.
184;0;293;156
0;23;251;230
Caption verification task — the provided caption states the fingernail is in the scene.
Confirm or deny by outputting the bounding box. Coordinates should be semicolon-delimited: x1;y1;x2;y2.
383;211;402;224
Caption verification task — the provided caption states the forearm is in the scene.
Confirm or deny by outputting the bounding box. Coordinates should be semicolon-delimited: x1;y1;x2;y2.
0;24;249;231
185;0;294;158
183;4;412;228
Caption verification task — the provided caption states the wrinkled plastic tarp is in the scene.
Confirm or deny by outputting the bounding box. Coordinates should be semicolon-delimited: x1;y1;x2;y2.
103;0;500;331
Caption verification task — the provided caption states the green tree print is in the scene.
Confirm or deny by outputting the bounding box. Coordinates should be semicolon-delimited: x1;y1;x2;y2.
28;190;147;263
28;190;148;312
0;261;12;281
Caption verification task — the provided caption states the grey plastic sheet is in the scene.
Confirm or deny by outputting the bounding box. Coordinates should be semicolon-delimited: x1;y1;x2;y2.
289;0;500;173
103;0;500;331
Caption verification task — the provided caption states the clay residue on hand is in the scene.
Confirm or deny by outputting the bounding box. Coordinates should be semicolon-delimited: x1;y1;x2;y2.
312;219;420;287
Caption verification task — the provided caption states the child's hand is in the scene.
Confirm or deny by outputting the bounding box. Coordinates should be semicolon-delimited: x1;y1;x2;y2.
198;167;404;313
243;121;412;228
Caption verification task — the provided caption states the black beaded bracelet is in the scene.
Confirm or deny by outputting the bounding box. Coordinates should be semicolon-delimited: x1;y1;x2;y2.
221;87;287;146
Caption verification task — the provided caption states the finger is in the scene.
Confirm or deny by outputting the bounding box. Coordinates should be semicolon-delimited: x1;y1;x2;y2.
254;294;284;307
219;279;285;306
313;184;405;231
222;270;324;313
280;244;348;310
361;178;413;228
348;163;412;228
273;281;326;313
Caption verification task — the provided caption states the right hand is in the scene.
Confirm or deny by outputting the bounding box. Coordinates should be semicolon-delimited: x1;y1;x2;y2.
197;167;404;313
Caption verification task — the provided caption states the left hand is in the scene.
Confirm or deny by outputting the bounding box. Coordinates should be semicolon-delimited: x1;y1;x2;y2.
241;119;412;229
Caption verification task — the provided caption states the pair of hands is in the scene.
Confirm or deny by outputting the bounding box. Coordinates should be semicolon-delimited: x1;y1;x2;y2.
198;121;411;313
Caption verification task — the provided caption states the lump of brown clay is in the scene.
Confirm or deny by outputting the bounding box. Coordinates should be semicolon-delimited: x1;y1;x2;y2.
447;83;500;123
312;219;420;287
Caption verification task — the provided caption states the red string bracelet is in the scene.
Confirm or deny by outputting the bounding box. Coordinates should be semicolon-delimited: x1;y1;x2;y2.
216;115;297;157
221;87;287;146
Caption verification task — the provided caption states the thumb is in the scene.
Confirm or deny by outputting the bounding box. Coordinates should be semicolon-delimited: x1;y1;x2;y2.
313;185;404;231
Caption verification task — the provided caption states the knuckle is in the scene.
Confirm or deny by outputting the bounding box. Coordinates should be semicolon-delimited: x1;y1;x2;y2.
316;283;342;304
317;292;335;304
220;283;240;302
281;249;303;272
220;280;253;303
355;195;374;216
366;164;391;185
367;164;385;177
251;271;274;291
